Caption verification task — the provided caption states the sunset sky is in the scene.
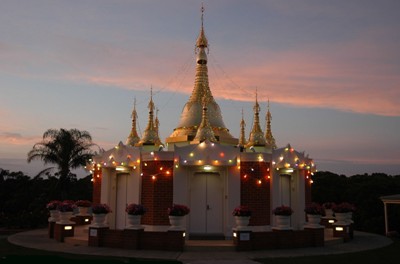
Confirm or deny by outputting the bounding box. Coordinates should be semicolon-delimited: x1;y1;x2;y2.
0;0;399;177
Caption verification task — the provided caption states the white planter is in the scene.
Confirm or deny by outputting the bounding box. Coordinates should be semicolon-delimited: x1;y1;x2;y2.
168;215;185;231
126;214;143;229
57;211;74;224
304;214;323;228
273;215;292;230
48;210;60;222
91;213;108;227
234;216;251;230
77;206;90;216
334;212;350;225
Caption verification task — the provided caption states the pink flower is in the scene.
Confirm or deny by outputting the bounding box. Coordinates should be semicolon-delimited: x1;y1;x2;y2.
273;205;293;216
168;204;190;216
126;203;146;215
232;205;252;217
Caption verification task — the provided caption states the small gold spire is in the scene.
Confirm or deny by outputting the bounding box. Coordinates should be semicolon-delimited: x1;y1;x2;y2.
126;98;140;146
238;109;247;147
246;90;266;148
196;4;208;49
193;89;217;143
265;99;277;149
137;87;163;146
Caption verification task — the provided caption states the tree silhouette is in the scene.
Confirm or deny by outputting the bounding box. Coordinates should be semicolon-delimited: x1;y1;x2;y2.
27;128;98;199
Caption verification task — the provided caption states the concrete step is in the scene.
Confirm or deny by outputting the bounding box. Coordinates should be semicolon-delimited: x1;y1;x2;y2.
184;240;235;252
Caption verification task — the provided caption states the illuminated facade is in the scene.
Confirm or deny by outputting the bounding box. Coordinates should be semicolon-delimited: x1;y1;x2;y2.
86;8;316;239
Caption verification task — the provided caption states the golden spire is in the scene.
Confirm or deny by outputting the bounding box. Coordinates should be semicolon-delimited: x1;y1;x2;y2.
265;99;277;149
126;98;140;146
155;107;160;135
167;5;237;145
137;87;163;146
196;4;208;49
238;109;247;147
246;90;266;148
193;89;217;143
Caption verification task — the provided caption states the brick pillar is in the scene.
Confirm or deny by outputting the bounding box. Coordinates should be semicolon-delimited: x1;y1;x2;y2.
141;160;173;225
233;230;252;251
48;221;56;238
88;226;110;247
54;223;75;242
240;161;271;226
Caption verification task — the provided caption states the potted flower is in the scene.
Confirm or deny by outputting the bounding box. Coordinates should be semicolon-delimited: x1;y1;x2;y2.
322;202;336;218
168;204;190;216
46;200;61;211
126;203;146;229
75;200;92;216
304;202;325;216
91;203;112;228
57;200;77;212
272;205;293;230
126;203;146;215
57;200;77;224
232;205;251;230
272;205;293;216
168;204;190;230
232;205;252;217
332;202;355;225
46;200;61;222
91;203;112;214
75;200;92;207
304;202;324;228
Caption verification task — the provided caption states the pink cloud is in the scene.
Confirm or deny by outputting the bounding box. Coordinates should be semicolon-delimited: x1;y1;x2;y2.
0;132;39;146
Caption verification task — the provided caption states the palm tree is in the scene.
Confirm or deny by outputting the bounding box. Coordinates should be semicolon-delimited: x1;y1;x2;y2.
27;128;98;199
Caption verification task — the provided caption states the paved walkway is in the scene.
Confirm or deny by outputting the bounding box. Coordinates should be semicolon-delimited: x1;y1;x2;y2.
7;227;393;264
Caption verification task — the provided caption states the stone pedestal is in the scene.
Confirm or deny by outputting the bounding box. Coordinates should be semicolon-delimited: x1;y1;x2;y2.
54;223;75;242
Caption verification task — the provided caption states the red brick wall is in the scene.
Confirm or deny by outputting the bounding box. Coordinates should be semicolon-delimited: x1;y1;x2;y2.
92;166;102;204
235;228;324;251
240;161;271;225
141;160;174;225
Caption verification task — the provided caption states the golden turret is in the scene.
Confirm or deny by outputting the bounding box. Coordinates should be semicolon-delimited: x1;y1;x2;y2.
137;88;163;147
126;98;140;146
192;89;217;143
246;91;266;148
265;99;277;149
238;109;247;147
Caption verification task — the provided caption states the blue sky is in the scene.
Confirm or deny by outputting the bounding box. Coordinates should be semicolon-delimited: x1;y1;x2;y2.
0;0;399;177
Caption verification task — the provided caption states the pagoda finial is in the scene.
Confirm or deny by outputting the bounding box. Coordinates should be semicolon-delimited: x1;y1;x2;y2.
265;98;277;149
246;90;266;148
201;3;204;28
196;4;208;49
137;87;163;147
126;97;140;146
239;108;247;147
193;89;217;143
